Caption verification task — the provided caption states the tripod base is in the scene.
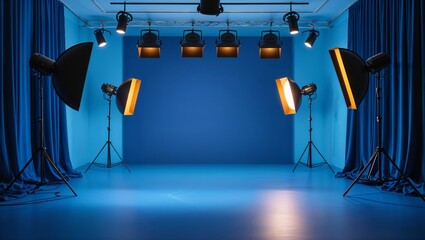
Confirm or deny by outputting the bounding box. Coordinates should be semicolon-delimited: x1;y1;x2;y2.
343;147;425;201
85;141;131;173
293;141;334;173
5;147;77;196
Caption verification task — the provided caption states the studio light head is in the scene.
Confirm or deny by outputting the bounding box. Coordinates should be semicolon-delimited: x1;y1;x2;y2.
301;83;317;96
366;52;391;73
101;83;117;96
329;48;390;109
29;42;93;111
101;79;141;116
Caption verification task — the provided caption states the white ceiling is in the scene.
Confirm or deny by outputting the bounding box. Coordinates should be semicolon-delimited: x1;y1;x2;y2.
62;0;357;36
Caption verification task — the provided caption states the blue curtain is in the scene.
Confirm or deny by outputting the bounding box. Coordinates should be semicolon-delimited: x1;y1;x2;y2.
0;0;81;200
337;0;425;195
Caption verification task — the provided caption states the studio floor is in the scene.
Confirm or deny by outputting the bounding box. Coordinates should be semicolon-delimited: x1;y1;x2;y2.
1;164;425;240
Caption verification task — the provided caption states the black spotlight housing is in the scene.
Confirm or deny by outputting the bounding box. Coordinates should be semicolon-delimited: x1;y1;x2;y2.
101;83;118;96
137;29;162;58
366;52;391;73
94;28;111;47
216;30;240;57
301;83;317;96
303;29;320;48
116;10;133;34
197;0;223;16
258;30;282;59
283;11;300;34
180;29;205;57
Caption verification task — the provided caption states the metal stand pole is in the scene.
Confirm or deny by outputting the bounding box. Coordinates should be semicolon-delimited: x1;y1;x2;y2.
5;73;77;196
293;95;334;173
85;94;131;173
343;72;425;201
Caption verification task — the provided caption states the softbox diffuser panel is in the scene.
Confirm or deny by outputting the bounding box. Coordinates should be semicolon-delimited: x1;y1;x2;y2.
116;78;142;116
329;48;369;110
276;77;302;115
53;42;93;111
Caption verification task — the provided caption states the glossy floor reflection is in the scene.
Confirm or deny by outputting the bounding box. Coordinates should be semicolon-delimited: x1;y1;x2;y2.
1;164;424;240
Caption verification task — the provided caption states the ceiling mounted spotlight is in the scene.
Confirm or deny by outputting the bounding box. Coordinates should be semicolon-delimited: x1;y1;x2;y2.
116;2;133;34
303;29;320;48
216;22;240;58
283;3;300;35
137;22;161;58
197;0;223;16
258;22;282;59
94;28;111;47
180;22;205;57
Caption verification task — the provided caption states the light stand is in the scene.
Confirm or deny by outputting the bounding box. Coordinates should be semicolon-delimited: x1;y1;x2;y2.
5;73;77;196
85;93;131;173
343;72;425;201
293;94;334;173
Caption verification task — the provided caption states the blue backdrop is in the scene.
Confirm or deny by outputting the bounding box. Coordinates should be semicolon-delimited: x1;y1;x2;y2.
123;36;294;164
0;0;81;200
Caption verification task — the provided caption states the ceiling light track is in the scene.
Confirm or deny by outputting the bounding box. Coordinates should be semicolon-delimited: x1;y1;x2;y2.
82;20;332;29
110;2;309;6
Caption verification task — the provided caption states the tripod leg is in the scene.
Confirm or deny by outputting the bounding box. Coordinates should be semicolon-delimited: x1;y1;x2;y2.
293;143;309;172
85;142;108;173
366;150;380;181
110;142;131;173
41;150;77;196
5;148;42;192
343;150;379;196
380;150;425;202
311;142;334;173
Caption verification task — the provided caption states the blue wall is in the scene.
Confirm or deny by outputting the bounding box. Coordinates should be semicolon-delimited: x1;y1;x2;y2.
293;12;349;169
64;8;91;168
65;8;125;168
64;10;349;168
122;36;294;164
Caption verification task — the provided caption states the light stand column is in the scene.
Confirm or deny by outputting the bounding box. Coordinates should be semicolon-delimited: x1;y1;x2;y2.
293;95;334;173
85;94;131;173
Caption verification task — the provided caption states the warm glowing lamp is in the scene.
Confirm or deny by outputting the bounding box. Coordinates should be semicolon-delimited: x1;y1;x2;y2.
216;30;240;58
137;26;161;58
181;29;205;57
258;31;282;59
276;77;302;115
116;78;141;116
